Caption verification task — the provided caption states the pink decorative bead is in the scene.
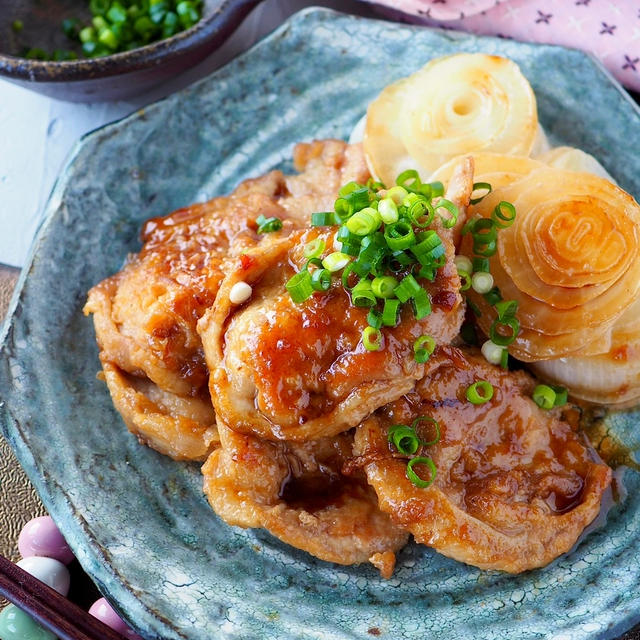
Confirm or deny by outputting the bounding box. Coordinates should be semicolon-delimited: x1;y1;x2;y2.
18;516;74;565
89;598;143;640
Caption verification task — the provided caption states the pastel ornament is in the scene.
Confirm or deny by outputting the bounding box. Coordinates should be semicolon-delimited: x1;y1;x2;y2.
89;598;143;640
0;604;57;640
16;557;70;597
18;517;74;565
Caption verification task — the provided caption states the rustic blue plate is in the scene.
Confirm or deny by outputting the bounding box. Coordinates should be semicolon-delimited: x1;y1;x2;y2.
2;8;640;640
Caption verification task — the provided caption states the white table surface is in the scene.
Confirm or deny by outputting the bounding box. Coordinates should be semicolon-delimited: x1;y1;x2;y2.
0;0;374;268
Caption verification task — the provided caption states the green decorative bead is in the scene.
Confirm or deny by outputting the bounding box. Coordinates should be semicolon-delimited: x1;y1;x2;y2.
0;605;57;640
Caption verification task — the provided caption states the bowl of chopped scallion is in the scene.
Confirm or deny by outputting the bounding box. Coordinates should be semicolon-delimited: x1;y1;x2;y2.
0;0;261;101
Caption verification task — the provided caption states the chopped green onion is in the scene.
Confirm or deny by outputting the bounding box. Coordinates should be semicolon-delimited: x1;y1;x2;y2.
471;271;494;294
412;416;440;446
500;348;509;369
481;340;505;366
471;218;498;255
458;270;471;291
322;252;351;272
552;385;568;406
393;274;421;303
367;308;383;329
483;286;503;306
406;198;435;228
256;214;283;233
434;198;459;229
310;268;331;292
489;315;520;346
378;198;399;224
388;424;420;455
454;255;473;275
385;185;408;205
412;289;431;319
411;230;444;265
472;257;490;274
470;182;493;205
533;384;556;410
384;221;415;251
371;276;399;299
382;298;401;327
429;181;444;198
346;207;381;236
414;335;436;363
339;181;363;196
466;380;494;404
406;456;437;488
492;201;517;228
362;326;383;351
286;270;314;303
351;280;377;307
396;169;422;193
311;211;336;226
303;238;326;259
495;299;519;321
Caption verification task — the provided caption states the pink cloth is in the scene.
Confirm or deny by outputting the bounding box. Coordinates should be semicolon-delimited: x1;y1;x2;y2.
371;0;640;93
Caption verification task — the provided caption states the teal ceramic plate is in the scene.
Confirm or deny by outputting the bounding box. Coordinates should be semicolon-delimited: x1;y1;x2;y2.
2;9;640;640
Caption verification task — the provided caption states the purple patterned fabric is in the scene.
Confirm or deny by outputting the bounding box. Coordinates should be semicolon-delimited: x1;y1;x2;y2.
368;0;640;92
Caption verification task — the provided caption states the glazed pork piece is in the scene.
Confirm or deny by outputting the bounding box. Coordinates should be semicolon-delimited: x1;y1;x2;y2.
197;159;473;442
353;348;612;573
202;422;408;576
84;140;369;459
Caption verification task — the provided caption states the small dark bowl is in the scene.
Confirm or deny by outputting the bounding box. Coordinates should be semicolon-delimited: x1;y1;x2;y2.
0;0;261;102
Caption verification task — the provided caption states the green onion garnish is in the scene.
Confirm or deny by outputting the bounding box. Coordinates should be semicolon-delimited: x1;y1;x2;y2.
472;257;490;273
371;276;399;299
310;268;331;292
551;385;568;406
346;207;381;236
434;198;459;229
458;270;471;291
471;271;494;294
394;274;421;303
311;211;336;226
367;308;383;329
382;299;401;327
489;315;520;346
481;339;505;366
483;286;503;306
351;280;377;307
470;182;492;205
412;289;432;320
466;380;494;404
256;214;283;233
533;384;556;409
414;334;436;363
454;255;473;275
406;456;437;488
492;201;517;228
303;238;326;259
495;299;519;321
388;424;420;455
322;251;351;272
362;326;383;351
384;221;415;251
378;198;399;224
286;270;314;303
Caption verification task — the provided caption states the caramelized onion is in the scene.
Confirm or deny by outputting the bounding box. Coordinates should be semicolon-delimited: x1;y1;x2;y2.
364;54;540;185
463;167;640;362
